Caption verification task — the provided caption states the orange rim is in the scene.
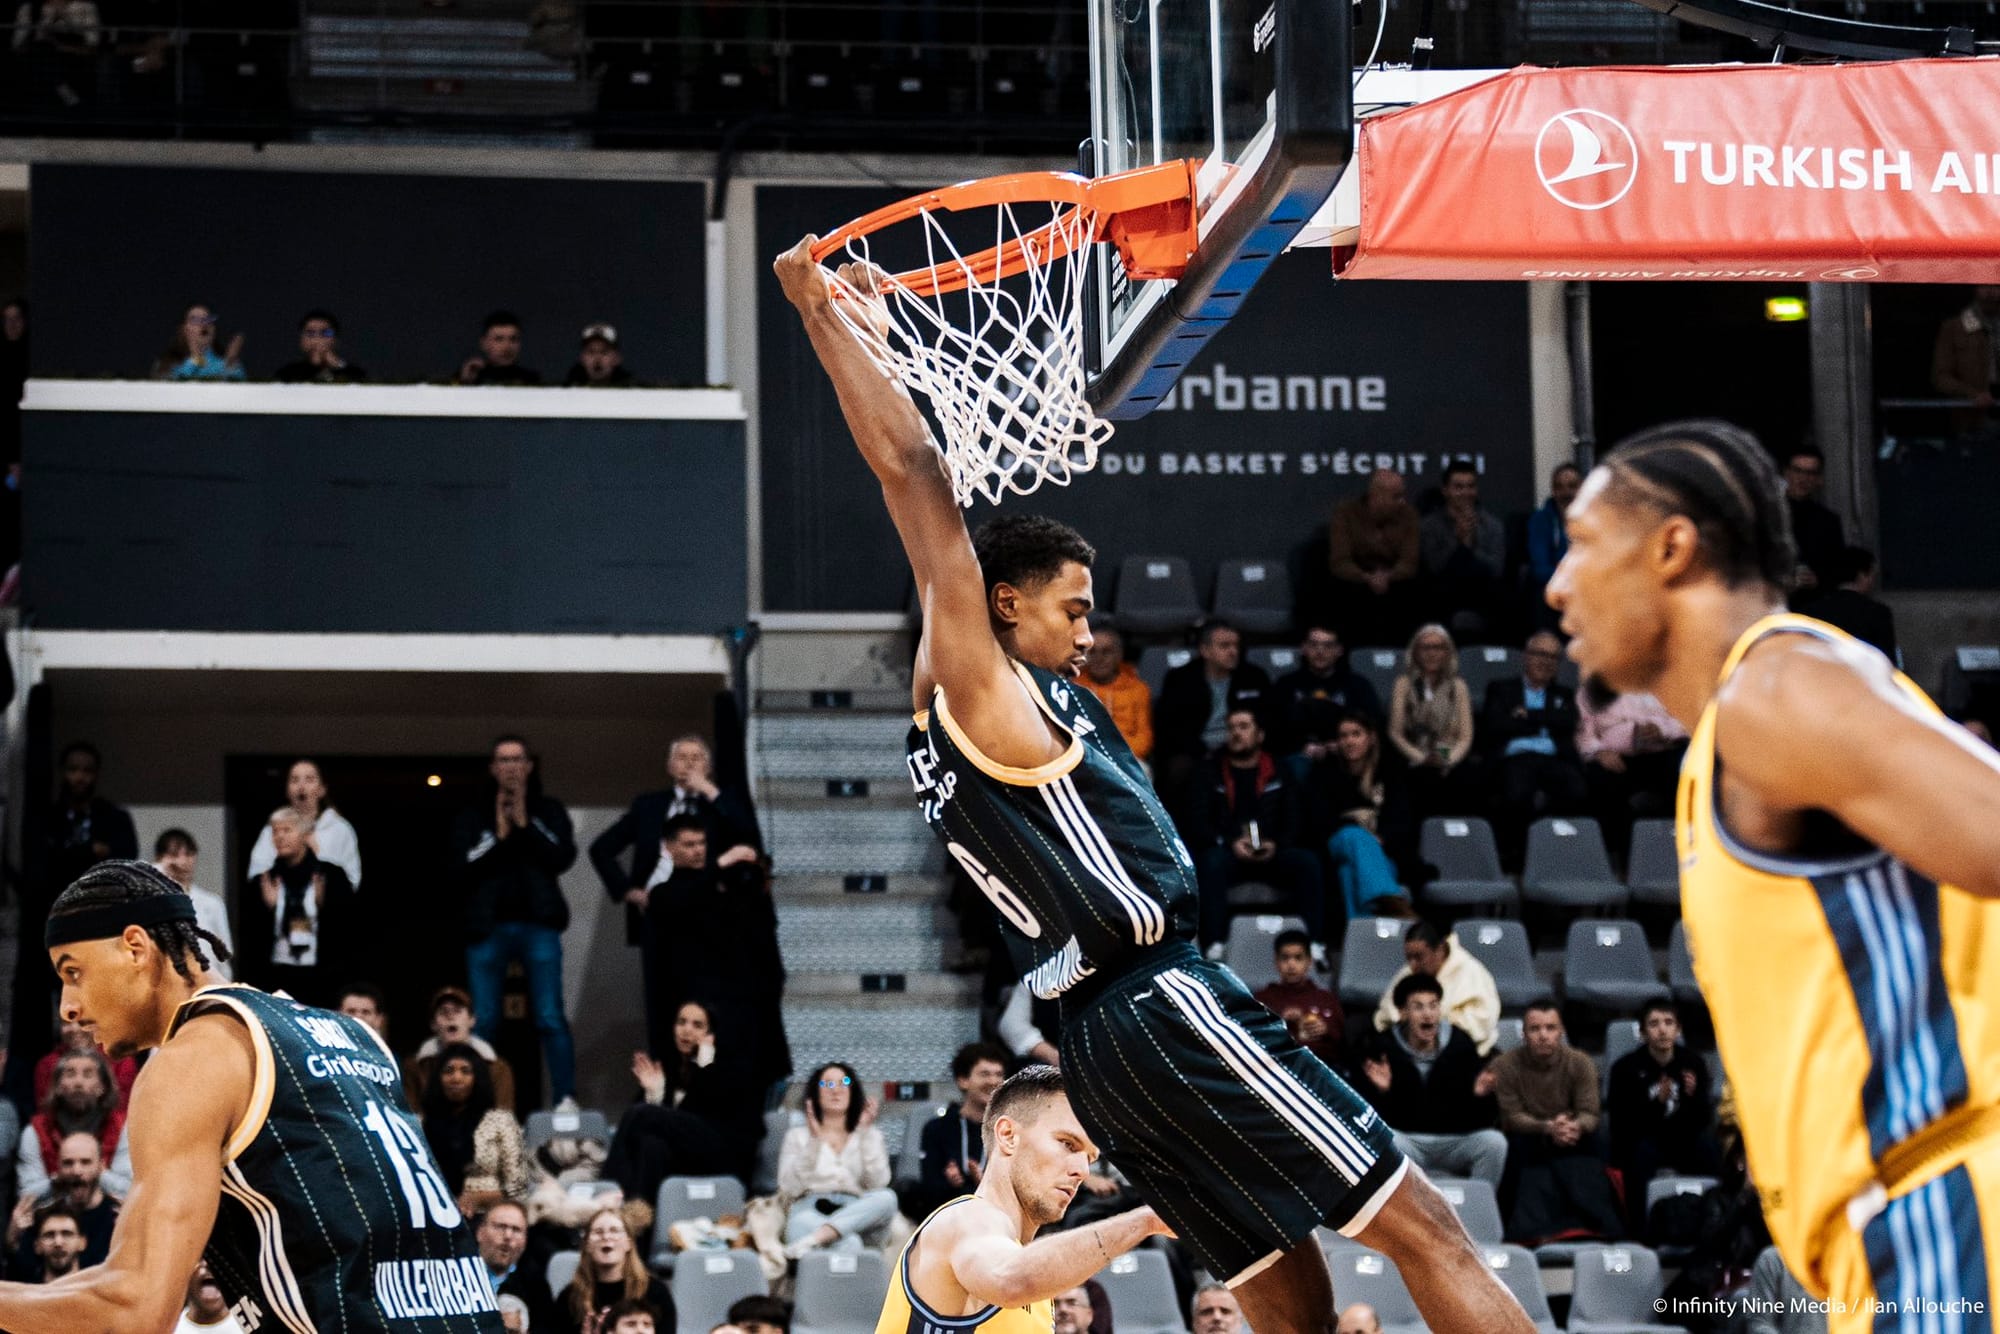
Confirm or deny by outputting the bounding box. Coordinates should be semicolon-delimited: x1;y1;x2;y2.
810;160;1200;299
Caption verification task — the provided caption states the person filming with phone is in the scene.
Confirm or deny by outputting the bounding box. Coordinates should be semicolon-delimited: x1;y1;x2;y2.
1192;707;1329;966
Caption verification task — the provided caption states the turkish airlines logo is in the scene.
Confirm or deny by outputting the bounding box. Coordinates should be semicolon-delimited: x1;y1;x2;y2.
1536;108;1639;210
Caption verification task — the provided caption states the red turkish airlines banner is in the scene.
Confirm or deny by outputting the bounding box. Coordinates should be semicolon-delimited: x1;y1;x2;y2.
1333;59;2000;282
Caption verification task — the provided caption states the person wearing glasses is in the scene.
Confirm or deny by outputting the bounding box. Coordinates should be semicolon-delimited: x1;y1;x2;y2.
776;1062;897;1261
1480;631;1585;871
274;309;366;384
1779;444;1845;607
150;303;244;381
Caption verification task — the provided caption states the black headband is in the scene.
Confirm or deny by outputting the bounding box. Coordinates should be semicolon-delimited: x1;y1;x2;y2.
46;896;197;950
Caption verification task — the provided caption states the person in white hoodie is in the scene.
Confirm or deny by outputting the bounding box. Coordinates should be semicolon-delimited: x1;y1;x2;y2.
243;759;362;889
1371;919;1501;1055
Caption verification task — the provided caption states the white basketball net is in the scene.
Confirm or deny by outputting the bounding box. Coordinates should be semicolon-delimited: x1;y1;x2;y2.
822;199;1114;508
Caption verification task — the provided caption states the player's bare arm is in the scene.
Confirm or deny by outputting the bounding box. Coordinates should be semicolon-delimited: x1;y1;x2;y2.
1715;632;2000;897
921;1196;1170;1311
0;1012;249;1333
773;236;1059;767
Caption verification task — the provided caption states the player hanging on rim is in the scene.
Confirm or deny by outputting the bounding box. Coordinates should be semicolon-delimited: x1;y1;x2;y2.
0;860;501;1333
1547;419;2000;1334
774;239;1534;1334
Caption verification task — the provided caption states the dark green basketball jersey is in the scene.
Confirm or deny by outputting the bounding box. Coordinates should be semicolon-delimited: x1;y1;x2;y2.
165;985;503;1334
906;659;1199;1001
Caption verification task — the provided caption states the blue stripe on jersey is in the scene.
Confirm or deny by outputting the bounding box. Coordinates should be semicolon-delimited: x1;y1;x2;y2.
1813;861;1970;1161
1862;1169;1989;1334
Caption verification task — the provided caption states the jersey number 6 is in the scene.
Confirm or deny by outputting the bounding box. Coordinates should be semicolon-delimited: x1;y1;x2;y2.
946;841;1043;939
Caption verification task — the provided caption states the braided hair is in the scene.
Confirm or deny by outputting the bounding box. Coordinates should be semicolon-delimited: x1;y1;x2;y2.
1598;419;1797;592
48;860;232;983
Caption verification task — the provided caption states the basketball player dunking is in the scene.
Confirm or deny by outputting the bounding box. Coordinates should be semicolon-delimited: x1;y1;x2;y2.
774;240;1532;1334
1548;420;2000;1334
0;861;501;1334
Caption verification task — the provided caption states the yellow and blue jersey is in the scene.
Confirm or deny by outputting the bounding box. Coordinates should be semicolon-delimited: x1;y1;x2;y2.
874;1197;1052;1334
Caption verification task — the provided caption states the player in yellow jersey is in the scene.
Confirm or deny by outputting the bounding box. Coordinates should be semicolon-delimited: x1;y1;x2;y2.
1546;419;2000;1334
878;1066;1169;1334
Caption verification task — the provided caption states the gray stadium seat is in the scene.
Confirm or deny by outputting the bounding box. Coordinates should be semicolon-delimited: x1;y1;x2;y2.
546;1250;580;1296
1644;1175;1717;1220
524;1108;610;1155
1430;1177;1504;1243
1704;1048;1724;1091
1459;645;1524;704
1522;818;1630;913
894;1102;950;1181
1419;817;1519;915
1455;918;1542;1010
1338;916;1411;1006
1568;1244;1684;1334
1483;1245;1561;1334
1092;1249;1183;1334
753;1108;798;1196
793;1250;892;1334
1492;1016;1524;1052
1668;921;1700;1005
1600;1019;1642;1100
1225;913;1307;993
1351;648;1404;705
1626;820;1680;906
1564;919;1661;1012
672;1250;768;1334
651;1175;749;1269
1213;559;1293;636
1322;1249;1425;1334
1318;1227;1368;1261
1137;645;1194;697
1246;645;1300;678
1114;556;1202;634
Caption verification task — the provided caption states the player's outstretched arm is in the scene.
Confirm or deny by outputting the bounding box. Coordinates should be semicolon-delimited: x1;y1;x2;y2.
0;1013;244;1333
772;237;1033;740
947;1202;1171;1309
1718;635;2000;898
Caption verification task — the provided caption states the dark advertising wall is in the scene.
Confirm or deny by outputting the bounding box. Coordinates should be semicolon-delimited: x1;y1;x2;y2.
24;412;746;633
757;184;1536;612
29;167;707;386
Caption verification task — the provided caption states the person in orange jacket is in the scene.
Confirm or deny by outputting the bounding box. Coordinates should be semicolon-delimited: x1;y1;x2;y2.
1077;622;1154;762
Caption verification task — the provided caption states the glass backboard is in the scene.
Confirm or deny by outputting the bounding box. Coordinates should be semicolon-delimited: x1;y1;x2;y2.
1085;0;1353;419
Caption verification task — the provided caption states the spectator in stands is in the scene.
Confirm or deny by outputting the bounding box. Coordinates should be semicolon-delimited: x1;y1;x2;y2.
1077;620;1153;762
1190;1284;1243;1334
12;0;99;113
252;806;356;1006
1480;631;1586;869
622;814;787;1095
1523;462;1581;630
910;1041;1008;1218
44;741;137;903
1252;929;1342;1067
23;1204;83;1283
18;1050;131;1203
604;1001;764;1200
152;828;232;981
1191;707;1327;960
1490;1000;1621;1243
1372;919;1500;1055
1745;1246;1827;1334
177;1261;234;1334
339;982;391;1042
151;303;244;381
1315;710;1415;922
1576;690;1687;866
1606;999;1718;1233
565;324;636;387
1930;284;2000;439
1153;619;1270;813
1051;1286;1094;1334
1329;467;1421;648
556;1206;672;1334
996;985;1062;1069
272;309;366;384
477;1201;553;1330
1336;1306;1381;1334
33;1018;136;1110
778;1061;898;1259
1782;444;1844;602
454;734;578;1104
8;1130;115;1267
725;1295;788;1334
1268;625;1381;767
458;309;543;386
421;1043;529;1216
1355;973;1504;1188
403;985;520;1115
1386;625;1476;821
1809;545;1897;660
246;757;363;889
1419;459;1505;640
603;1300;658;1334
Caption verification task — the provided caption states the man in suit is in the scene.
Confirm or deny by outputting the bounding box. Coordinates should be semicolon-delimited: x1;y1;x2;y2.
1809;546;1897;663
1780;444;1845;607
1152;619;1271;828
1482;632;1586;869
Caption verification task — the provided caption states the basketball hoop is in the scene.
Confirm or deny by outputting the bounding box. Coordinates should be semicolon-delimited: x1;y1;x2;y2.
810;161;1200;507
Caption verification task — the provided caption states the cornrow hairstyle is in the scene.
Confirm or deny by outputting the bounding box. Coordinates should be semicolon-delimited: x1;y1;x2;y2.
1599;419;1798;592
970;515;1096;598
48;860;232;984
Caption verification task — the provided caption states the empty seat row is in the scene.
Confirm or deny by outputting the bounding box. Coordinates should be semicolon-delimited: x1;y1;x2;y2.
1315;1241;1684;1334
1422;816;1680;916
1114;555;1292;636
